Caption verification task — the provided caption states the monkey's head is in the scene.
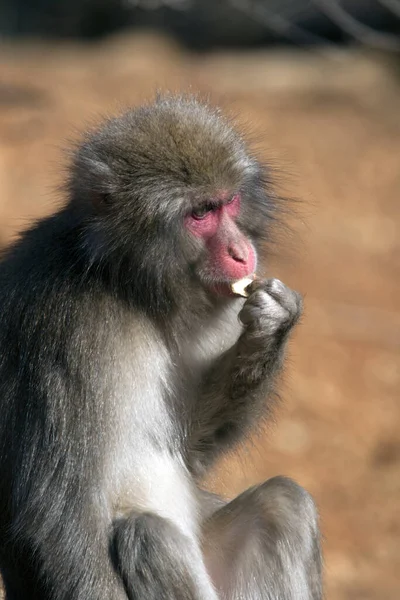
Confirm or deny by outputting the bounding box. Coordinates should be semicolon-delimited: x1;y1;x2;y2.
69;96;278;313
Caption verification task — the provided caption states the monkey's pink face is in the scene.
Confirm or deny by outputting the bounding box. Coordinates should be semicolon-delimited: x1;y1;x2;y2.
184;194;256;296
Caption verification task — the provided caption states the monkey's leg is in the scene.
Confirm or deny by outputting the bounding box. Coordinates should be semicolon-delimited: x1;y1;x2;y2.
189;279;302;473
112;511;219;600
201;477;322;600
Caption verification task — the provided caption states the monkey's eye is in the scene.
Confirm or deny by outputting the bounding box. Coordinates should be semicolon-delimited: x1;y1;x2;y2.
191;204;214;220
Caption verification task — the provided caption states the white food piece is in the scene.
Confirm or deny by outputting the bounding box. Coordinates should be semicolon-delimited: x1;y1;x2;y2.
231;275;256;298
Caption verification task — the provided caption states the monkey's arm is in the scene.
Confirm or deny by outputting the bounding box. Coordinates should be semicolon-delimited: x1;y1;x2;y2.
188;278;302;475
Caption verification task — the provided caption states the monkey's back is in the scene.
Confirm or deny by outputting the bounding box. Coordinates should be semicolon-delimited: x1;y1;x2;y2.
0;213;125;519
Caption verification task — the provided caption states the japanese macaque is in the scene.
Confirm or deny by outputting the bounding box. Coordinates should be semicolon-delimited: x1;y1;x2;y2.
0;96;322;600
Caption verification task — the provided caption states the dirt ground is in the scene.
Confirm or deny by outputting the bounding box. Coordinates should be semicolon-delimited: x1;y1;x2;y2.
0;34;399;599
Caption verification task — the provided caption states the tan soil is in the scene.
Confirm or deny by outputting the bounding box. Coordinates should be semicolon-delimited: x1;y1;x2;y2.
0;34;399;599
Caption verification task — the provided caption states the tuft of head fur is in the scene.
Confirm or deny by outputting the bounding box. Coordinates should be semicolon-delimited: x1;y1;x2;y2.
70;96;257;217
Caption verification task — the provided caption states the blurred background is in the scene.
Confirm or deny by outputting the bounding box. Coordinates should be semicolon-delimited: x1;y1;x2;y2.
0;1;399;598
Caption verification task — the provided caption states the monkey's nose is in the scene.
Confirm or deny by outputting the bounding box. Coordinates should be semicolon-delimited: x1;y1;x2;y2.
228;242;248;263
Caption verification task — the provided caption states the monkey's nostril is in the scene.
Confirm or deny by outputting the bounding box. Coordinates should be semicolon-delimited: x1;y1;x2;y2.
228;244;247;263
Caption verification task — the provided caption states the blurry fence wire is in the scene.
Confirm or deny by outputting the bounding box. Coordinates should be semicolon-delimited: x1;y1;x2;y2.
1;0;400;49
257;0;397;50
128;0;400;50
313;0;400;50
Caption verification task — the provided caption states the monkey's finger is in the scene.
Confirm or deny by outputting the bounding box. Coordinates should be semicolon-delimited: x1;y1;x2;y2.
265;279;303;322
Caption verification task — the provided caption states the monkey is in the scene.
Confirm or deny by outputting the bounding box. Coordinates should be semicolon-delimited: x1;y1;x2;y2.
0;95;322;600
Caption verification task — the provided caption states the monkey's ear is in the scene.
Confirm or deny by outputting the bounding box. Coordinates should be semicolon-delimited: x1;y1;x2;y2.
72;153;116;212
88;190;113;211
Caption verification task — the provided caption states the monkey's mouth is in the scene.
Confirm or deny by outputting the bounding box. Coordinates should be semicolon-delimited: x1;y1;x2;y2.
208;281;241;298
209;274;256;298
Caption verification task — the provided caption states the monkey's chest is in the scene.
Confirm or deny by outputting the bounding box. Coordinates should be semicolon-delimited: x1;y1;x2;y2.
111;446;198;536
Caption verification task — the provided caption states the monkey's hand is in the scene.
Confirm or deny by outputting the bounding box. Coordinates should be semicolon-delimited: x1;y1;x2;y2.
231;278;303;397
239;278;302;341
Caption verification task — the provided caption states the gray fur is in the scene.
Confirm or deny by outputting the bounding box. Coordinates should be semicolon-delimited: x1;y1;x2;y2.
0;95;322;599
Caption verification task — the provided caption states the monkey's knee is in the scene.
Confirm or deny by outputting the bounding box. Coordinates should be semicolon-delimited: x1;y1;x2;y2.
233;478;322;599
112;512;193;574
204;478;322;599
112;512;215;600
256;476;319;535
250;476;321;565
254;477;322;596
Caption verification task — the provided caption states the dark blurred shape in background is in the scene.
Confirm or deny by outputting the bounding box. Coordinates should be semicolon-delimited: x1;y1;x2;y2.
0;0;399;50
